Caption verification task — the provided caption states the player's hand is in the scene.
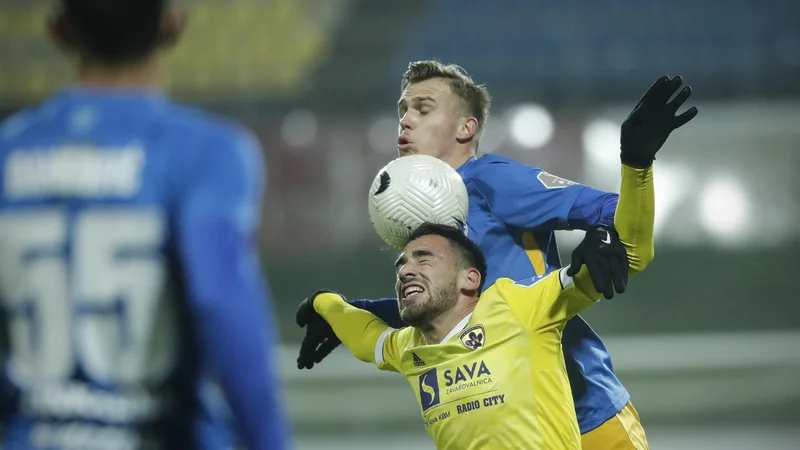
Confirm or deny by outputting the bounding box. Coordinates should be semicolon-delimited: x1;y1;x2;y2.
566;225;629;300
296;290;342;369
620;75;698;168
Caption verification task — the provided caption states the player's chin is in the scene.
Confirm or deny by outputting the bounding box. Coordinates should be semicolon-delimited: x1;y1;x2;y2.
399;294;428;318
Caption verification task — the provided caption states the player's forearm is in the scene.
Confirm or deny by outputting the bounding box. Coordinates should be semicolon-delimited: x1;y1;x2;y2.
349;297;406;328
314;293;392;364
615;164;655;273
567;189;619;230
180;221;291;449
571;165;655;298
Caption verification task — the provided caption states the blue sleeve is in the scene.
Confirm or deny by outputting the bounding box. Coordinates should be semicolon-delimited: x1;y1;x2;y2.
176;130;291;450
566;188;619;230
470;159;614;231
349;298;406;329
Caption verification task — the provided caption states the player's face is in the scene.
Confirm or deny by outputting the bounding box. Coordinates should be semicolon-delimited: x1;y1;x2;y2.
397;78;463;160
394;235;461;327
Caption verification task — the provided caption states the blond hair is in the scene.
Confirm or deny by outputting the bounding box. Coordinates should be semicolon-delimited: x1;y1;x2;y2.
401;60;492;151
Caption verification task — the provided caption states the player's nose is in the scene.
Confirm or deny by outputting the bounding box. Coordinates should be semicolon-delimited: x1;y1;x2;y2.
398;267;418;281
399;114;413;130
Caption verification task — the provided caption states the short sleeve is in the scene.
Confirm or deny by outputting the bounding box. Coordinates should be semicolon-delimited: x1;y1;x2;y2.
376;328;413;373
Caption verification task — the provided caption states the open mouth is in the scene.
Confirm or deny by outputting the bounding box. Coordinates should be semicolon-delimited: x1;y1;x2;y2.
401;282;425;302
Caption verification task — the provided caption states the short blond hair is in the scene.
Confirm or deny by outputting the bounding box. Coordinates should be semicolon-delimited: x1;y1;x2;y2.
401;60;492;151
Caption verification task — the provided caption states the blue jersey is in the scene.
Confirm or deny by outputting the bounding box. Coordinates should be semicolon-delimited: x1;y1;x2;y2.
353;154;628;433
0;88;290;449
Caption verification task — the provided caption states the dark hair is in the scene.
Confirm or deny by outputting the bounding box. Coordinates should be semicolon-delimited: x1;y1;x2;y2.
62;0;168;64
409;223;488;294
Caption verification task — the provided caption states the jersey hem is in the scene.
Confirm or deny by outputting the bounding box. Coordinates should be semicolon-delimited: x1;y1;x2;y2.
578;390;632;434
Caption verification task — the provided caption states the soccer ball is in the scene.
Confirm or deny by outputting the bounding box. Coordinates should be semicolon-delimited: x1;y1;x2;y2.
368;154;469;249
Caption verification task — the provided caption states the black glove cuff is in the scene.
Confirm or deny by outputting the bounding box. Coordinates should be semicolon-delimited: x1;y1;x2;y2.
309;290;347;305
620;150;655;169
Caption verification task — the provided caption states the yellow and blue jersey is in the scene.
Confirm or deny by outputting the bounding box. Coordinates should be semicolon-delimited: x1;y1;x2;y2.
353;154;628;433
322;163;654;449
0;89;289;449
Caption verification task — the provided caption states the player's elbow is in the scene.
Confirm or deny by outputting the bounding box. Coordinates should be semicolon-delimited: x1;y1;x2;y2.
627;242;654;275
335;332;377;364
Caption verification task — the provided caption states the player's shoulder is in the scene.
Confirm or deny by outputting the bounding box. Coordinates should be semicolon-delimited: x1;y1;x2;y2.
162;102;264;178
462;154;543;183
164;102;259;150
489;275;563;299
471;154;541;170
477;278;518;304
386;326;422;354
0;97;64;147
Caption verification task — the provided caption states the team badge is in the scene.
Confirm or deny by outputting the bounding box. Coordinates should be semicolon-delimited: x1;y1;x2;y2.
458;325;485;351
537;171;578;189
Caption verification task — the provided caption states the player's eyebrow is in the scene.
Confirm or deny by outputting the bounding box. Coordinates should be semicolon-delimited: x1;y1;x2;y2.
394;249;435;271
398;96;436;114
394;254;407;271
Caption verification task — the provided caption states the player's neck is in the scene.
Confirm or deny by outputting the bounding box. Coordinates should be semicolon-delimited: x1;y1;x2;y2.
441;148;474;171
419;302;476;345
75;55;165;91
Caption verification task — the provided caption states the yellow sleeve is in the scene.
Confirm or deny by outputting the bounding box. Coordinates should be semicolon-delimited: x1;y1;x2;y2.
573;164;656;297
497;273;596;331
502;164;656;328
313;293;406;372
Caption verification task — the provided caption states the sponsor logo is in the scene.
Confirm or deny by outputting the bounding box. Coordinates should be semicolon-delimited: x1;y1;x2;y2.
418;369;440;411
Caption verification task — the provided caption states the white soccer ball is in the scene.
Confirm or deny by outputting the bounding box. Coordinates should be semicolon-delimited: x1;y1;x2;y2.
368;154;469;249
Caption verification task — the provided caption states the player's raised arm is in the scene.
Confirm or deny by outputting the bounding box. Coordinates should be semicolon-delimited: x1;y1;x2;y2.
469;156;618;231
504;75;698;328
176;130;290;450
297;291;405;372
569;75;698;299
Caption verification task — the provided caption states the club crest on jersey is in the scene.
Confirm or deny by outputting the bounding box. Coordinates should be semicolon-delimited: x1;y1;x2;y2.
537;171;578;189
458;325;485;351
418;368;441;411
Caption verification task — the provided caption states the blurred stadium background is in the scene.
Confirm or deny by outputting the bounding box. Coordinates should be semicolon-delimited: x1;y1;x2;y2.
2;0;799;448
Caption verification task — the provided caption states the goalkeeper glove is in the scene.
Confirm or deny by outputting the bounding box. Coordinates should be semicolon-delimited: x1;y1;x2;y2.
566;225;629;300
620;75;698;168
296;290;342;369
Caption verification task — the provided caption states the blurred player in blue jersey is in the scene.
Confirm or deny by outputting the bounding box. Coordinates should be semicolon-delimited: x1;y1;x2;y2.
298;61;697;450
0;1;291;449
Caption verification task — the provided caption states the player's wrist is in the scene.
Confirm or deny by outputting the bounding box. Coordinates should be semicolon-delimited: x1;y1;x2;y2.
619;152;654;169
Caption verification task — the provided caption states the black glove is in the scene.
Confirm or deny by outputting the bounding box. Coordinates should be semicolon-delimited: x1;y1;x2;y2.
566;225;629;300
620;75;698;168
296;290;342;369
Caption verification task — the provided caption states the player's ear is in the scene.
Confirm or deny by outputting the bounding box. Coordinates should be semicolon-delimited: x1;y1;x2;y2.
47;11;77;55
461;267;481;295
159;7;187;49
456;117;479;146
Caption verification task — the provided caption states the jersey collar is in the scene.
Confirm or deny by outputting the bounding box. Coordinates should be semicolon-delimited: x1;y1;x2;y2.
436;312;474;344
456;157;478;175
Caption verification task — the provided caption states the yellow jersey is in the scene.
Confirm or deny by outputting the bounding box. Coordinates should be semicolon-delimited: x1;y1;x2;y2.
388;271;599;449
316;270;596;449
314;165;655;450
